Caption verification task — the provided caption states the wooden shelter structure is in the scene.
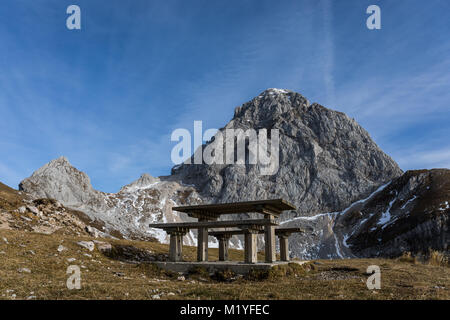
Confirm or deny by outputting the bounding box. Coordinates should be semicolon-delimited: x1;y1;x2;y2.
149;199;301;264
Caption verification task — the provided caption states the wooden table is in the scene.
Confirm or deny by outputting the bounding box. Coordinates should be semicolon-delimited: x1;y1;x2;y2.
149;199;297;264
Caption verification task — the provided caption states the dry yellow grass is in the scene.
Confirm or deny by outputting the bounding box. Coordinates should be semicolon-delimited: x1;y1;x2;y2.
0;229;448;300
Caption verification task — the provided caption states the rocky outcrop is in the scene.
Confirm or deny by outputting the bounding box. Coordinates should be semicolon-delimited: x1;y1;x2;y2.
19;157;202;244
19;156;98;207
120;174;160;193
0;183;103;237
335;169;450;257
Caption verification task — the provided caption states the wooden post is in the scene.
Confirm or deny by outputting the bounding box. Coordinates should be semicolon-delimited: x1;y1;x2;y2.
244;229;258;264
169;233;178;262
176;233;183;261
218;235;231;261
168;230;185;262
279;233;290;261
264;215;276;263
197;223;208;262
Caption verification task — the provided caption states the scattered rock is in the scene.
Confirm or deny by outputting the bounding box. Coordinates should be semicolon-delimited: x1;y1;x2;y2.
77;241;95;251
177;276;185;281
18;268;31;274
433;285;445;289
67;258;76;263
85;226;99;238
26;205;40;216
20;216;32;222
17;206;27;214
151;294;161;300
93;240;112;253
57;245;67;252
2;237;8;244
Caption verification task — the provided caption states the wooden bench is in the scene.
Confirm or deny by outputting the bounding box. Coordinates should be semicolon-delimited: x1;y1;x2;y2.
149;219;277;231
209;228;303;262
172;199;296;263
149;199;298;264
149;219;279;263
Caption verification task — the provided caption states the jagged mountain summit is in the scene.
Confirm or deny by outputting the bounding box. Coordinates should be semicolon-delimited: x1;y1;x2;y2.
120;174;160;193
19;156;202;244
18;89;448;259
173;88;402;214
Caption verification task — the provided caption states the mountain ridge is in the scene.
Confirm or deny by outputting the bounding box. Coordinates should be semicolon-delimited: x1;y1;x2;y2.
15;88;448;259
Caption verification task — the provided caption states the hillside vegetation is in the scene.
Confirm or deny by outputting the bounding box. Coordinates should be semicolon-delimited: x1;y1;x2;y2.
0;229;448;300
1;180;448;300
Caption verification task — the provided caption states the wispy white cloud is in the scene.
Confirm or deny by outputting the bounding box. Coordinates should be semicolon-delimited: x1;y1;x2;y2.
333;54;450;170
335;57;450;137
394;147;450;170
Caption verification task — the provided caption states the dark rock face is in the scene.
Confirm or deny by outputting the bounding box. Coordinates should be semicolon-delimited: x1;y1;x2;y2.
336;169;450;257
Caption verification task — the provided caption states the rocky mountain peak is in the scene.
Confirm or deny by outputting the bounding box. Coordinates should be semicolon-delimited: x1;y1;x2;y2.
120;173;160;193
18;157;200;243
51;155;70;164
33;156;72;173
19;157;95;207
233;88;311;123
174;88;403;217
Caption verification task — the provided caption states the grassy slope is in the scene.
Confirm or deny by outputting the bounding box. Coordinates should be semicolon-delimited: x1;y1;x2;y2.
0;182;23;212
0;229;448;300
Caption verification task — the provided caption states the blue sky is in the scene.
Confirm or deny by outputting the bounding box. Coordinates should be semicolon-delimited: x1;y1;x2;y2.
0;0;449;192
